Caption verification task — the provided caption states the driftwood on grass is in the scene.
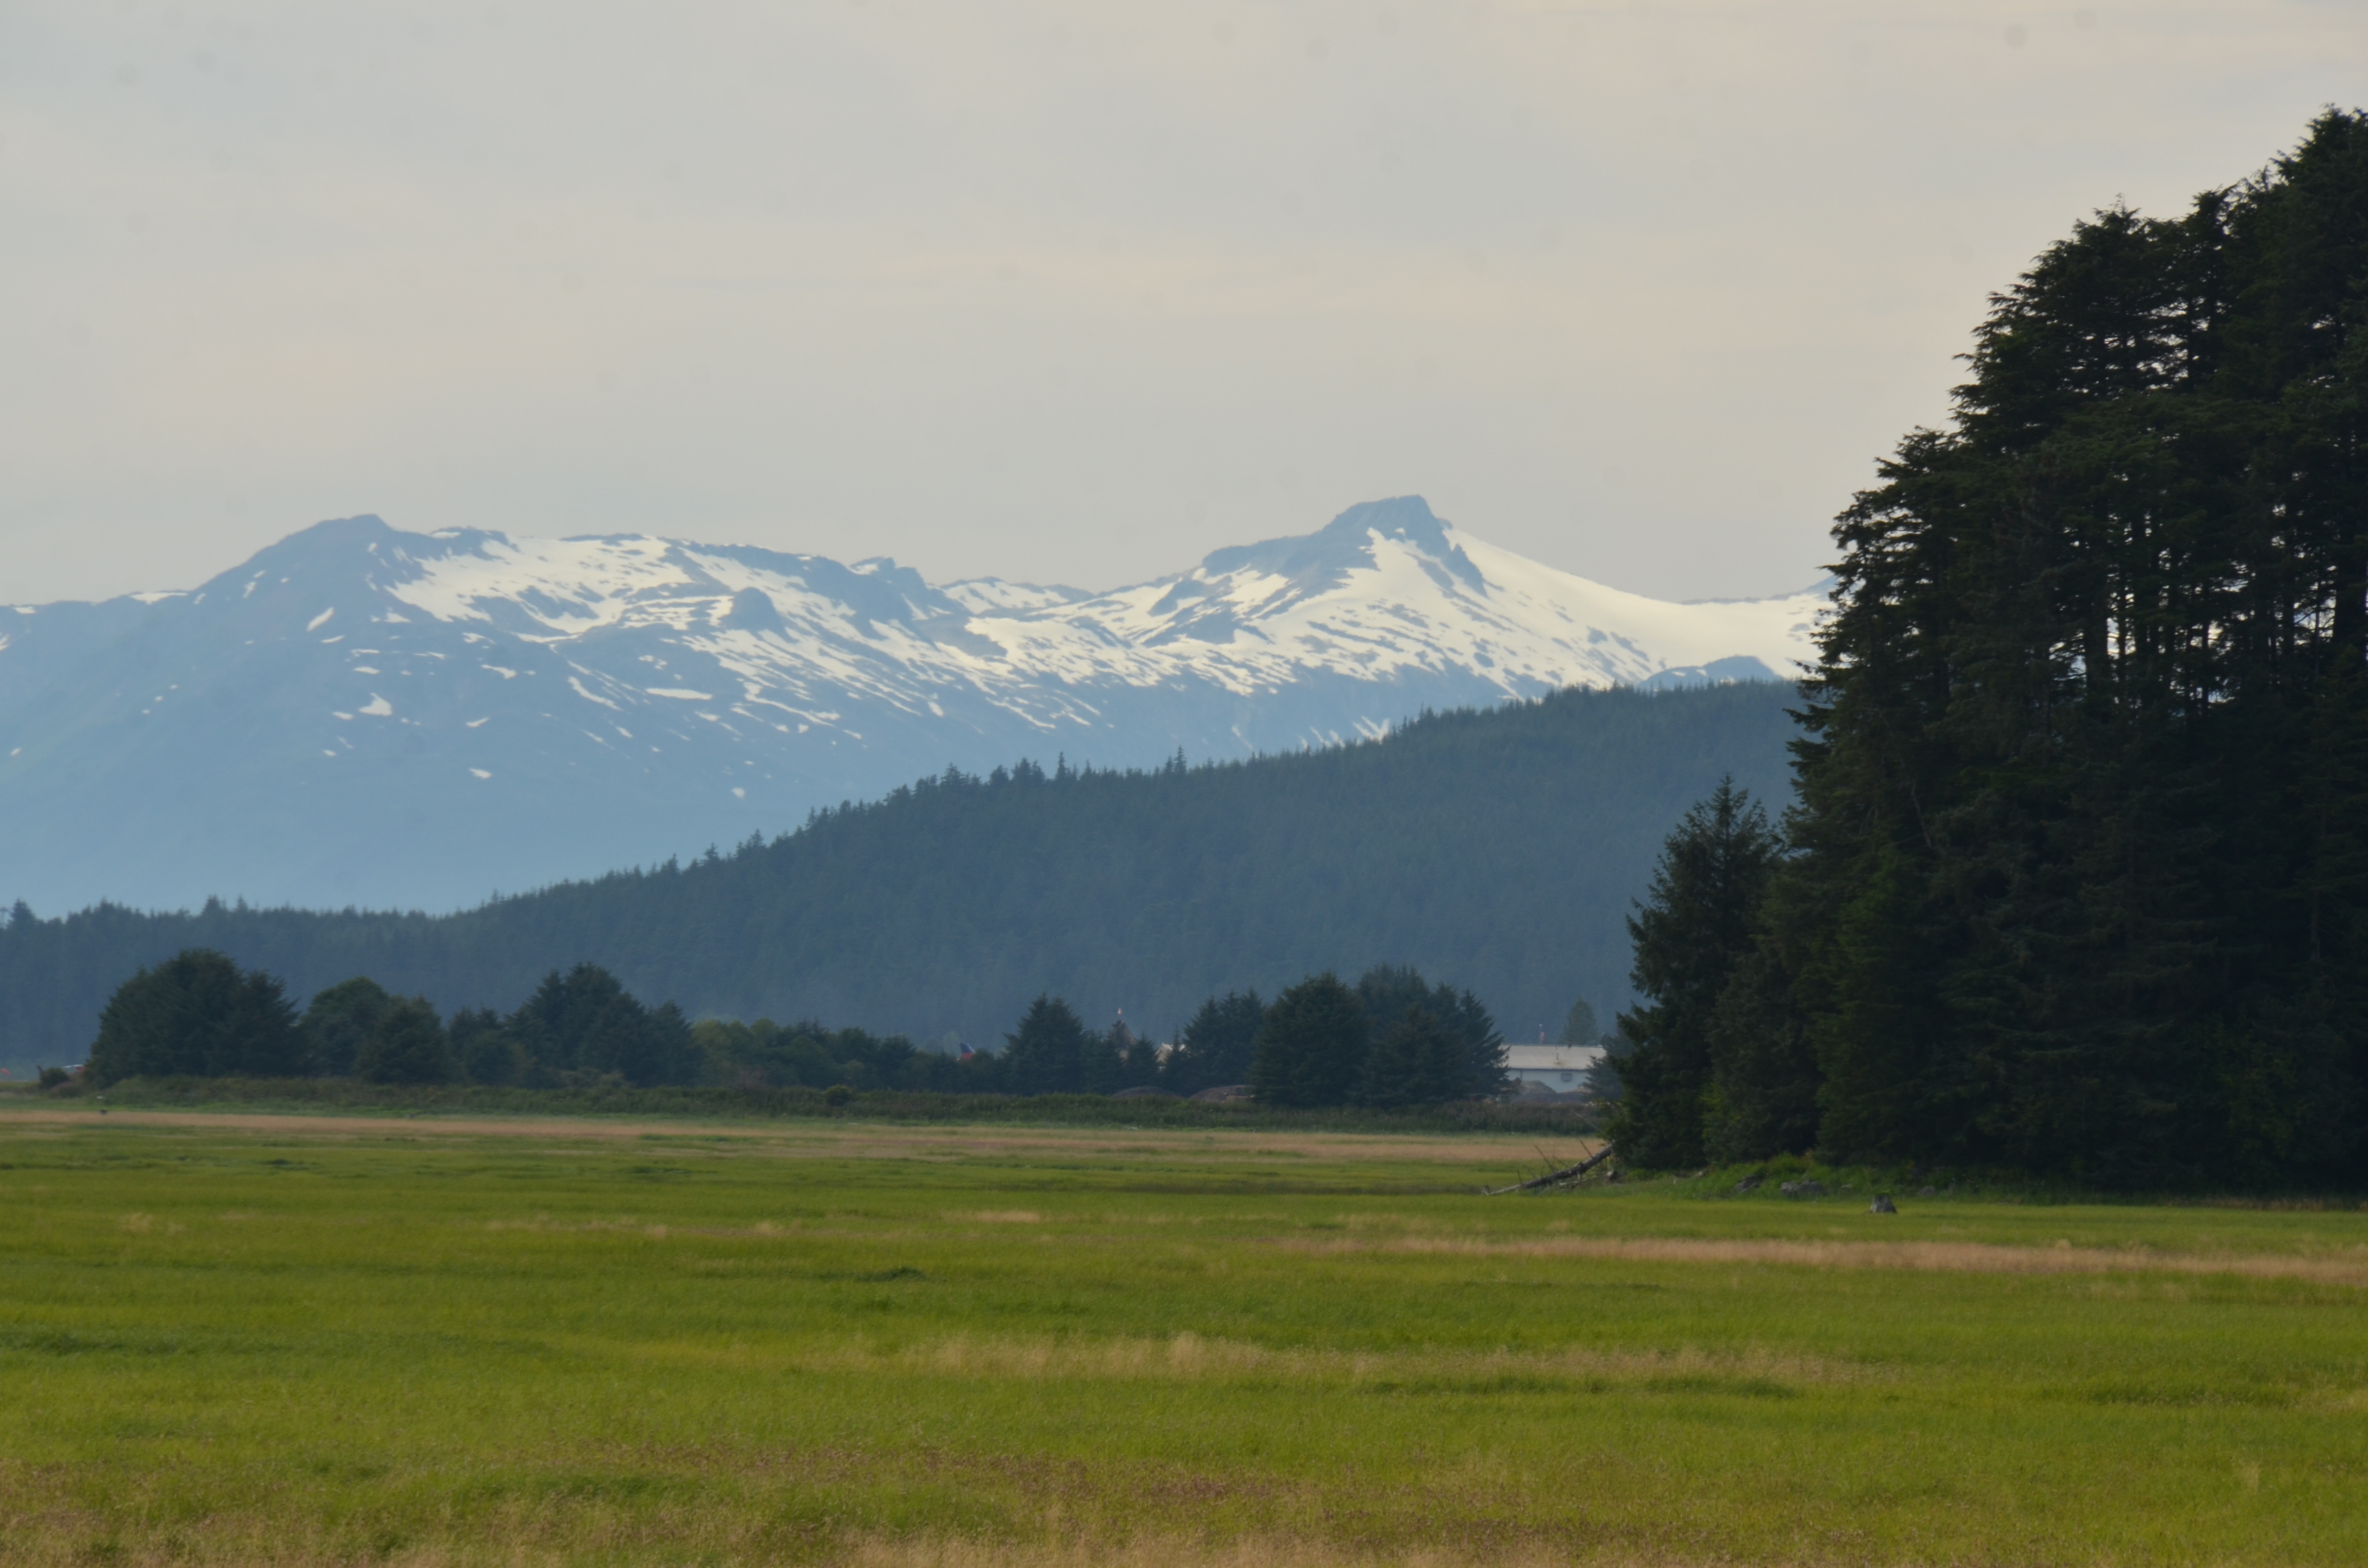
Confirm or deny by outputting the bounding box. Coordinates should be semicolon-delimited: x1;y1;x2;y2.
1482;1142;1615;1195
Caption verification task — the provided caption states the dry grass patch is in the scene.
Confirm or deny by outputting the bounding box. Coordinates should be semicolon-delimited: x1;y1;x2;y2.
1281;1232;2368;1286
0;1106;1586;1167
832;1536;1613;1568
0;1526;1681;1568
481;1216;797;1238
613;1331;1871;1393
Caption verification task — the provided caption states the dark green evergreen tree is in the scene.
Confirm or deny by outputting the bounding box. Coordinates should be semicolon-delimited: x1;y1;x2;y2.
1105;1013;1159;1090
1356;1005;1464;1108
775;1025;853;1089
355;996;457;1085
999;994;1096;1095
1560;999;1599;1045
625;1003;697;1088
1249;973;1367;1107
451;1007;523;1086
1700;943;1820;1164
301;976;391;1078
1162;991;1264;1093
1608;780;1779;1168
85;948;309;1086
1352;966;1433;1040
1438;985;1510;1099
690;1015;968;1093
1353;965;1506;1099
1586;1021;1633;1104
507;964;696;1087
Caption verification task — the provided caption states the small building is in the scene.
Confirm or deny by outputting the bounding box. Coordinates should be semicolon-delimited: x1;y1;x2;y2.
1503;1043;1605;1096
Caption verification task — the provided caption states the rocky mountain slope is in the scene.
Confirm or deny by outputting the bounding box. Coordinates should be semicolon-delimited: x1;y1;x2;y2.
0;496;1822;913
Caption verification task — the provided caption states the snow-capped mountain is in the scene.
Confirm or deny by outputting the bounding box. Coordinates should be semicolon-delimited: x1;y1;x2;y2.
0;496;1823;914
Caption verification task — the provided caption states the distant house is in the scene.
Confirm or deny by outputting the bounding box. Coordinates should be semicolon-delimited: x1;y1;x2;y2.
1503;1044;1604;1096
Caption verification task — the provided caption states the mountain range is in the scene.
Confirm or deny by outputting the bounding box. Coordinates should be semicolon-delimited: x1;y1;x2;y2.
0;496;1823;914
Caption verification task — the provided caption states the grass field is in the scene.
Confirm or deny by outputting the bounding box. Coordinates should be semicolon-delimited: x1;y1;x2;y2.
20;1075;1601;1139
1;1110;2364;1566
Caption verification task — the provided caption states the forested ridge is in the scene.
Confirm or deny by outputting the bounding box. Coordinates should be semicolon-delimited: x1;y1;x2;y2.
1613;112;2368;1188
0;681;1795;1061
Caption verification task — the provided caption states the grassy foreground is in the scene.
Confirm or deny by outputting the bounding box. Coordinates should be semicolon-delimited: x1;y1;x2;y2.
0;1112;2363;1566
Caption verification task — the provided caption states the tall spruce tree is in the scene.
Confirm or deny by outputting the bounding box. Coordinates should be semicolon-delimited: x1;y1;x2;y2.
1609;781;1780;1168
1249;974;1368;1107
1000;994;1100;1095
1356;1005;1465;1108
1354;964;1507;1099
1701;942;1820;1164
1163;990;1264;1093
1560;999;1599;1046
1766;110;2368;1183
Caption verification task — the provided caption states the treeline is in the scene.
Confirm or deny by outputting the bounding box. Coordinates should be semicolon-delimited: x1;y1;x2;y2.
68;950;1507;1110
0;682;1795;1061
1611;113;2368;1188
83;952;707;1091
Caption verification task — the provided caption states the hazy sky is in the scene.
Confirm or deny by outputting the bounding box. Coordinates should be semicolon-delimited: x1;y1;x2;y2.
3;2;2360;606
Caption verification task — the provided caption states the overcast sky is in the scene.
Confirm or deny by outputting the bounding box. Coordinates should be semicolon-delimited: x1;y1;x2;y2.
2;1;2360;606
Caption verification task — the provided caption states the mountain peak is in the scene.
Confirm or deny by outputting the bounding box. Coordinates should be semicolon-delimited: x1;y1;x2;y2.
1193;494;1482;598
243;513;404;563
1318;494;1451;550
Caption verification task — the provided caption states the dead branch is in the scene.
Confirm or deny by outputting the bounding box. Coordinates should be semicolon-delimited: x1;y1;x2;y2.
1482;1142;1615;1195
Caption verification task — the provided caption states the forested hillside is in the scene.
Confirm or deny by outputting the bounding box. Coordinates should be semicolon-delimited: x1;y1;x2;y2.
0;682;1795;1061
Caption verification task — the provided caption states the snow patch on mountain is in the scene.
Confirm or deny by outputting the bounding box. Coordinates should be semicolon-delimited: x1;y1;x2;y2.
0;496;1823;913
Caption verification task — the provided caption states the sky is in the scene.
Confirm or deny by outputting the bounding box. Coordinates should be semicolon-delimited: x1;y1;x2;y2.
2;1;2361;608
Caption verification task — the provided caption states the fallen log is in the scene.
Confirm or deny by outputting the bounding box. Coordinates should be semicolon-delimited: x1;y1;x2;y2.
1483;1142;1615;1195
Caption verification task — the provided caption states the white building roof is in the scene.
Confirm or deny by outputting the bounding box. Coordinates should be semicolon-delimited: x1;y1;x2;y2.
1505;1044;1605;1072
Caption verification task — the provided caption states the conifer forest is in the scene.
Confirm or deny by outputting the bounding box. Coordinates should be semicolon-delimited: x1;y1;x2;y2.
1612;111;2368;1188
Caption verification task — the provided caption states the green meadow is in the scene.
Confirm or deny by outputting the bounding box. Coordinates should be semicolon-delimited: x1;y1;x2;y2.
1;1110;2364;1567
